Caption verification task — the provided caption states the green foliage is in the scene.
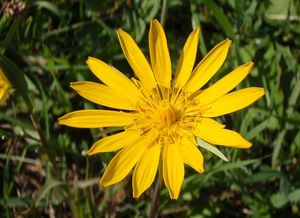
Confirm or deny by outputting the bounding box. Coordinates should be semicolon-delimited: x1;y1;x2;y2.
0;0;299;217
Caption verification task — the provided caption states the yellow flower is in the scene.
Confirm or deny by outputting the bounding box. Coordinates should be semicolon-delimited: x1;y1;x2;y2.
59;19;265;199
0;67;12;105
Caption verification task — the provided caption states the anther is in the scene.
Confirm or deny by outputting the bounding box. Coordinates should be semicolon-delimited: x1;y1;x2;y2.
156;102;178;128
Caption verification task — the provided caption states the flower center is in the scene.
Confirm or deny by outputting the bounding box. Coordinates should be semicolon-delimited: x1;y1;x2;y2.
156;101;178;128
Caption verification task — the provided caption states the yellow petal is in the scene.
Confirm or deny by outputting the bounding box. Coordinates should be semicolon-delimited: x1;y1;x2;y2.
184;39;232;94
174;28;200;88
163;144;184;199
0;85;11;105
87;131;141;155
149;19;171;88
132;144;160;198
0;68;12;105
117;29;157;89
179;138;204;173
58;110;134;128
71;81;136;110
194;123;251;148
100;140;146;187
196;61;254;104
203;87;265;117
86;57;140;103
200;117;225;128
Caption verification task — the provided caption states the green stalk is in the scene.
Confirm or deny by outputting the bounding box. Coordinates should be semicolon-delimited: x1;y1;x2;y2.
160;0;168;27
148;177;162;218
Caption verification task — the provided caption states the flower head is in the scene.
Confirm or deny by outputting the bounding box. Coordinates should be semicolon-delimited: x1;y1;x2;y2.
0;67;12;105
59;20;265;199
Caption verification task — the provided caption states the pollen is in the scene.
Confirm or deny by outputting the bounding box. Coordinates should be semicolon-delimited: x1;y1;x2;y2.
155;101;178;128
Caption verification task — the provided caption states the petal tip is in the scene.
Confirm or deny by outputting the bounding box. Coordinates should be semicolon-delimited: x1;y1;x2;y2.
170;193;179;200
249;61;255;69
200;164;205;173
256;87;266;97
244;141;252;148
226;39;232;46
57;117;64;125
86;56;98;67
116;28;125;35
197;166;205;173
244;61;254;72
133;190;142;199
86;148;94;156
86;56;94;63
244;61;254;68
191;27;200;38
152;19;160;24
99;178;108;187
151;19;163;29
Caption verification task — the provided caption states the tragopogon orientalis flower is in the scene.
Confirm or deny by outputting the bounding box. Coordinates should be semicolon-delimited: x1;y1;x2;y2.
59;20;265;199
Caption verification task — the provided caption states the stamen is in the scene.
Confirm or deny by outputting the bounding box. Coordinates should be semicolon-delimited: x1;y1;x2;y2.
156;101;178;128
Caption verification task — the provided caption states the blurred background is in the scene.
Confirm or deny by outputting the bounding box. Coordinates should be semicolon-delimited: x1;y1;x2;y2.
0;0;299;217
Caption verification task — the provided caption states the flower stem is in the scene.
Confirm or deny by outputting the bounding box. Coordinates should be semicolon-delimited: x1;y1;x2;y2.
25;95;55;167
29;113;54;165
160;0;168;27
148;178;162;218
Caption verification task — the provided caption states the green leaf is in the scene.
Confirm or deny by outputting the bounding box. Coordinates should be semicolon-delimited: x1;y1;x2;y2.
0;111;34;130
203;0;235;40
4;17;21;43
74;178;99;189
270;192;288;208
34;1;62;18
197;137;229;161
34;179;65;207
272;130;286;168
288;189;300;202
0;198;32;207
244;169;280;183
265;0;298;20
210;158;260;174
245;119;269;141
190;2;207;55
